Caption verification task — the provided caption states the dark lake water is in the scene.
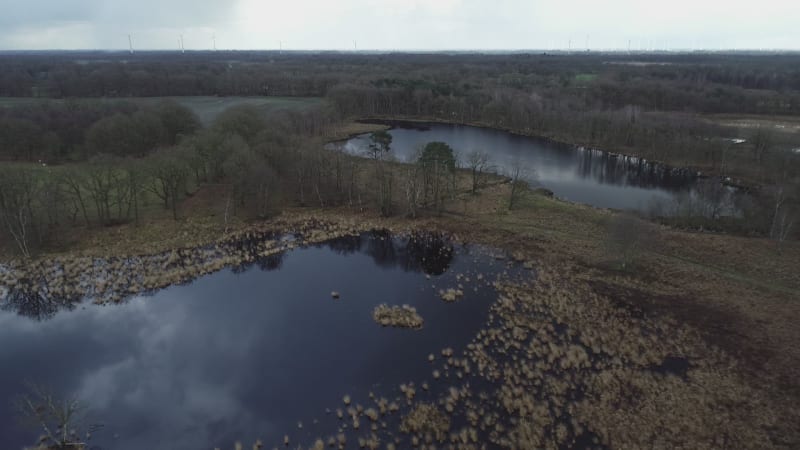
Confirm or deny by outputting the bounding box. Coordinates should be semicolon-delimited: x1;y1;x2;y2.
336;121;698;212
0;232;526;450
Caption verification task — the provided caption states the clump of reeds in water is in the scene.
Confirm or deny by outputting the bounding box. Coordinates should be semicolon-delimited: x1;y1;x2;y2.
400;403;451;444
439;288;464;302
372;304;424;329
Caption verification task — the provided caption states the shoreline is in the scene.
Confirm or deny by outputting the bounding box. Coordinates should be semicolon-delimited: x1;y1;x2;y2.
351;115;759;190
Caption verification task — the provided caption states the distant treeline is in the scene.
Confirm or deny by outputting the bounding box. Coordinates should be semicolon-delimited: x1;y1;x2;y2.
1;52;799;114
3;51;798;180
0;102;357;257
0;96;341;163
0;100;202;161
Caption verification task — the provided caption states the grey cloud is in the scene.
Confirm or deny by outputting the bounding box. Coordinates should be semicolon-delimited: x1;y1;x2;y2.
0;0;235;30
95;1;236;28
0;0;103;27
0;0;797;50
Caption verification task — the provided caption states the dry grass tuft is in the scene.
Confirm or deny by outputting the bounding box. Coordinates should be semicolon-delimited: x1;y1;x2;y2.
372;304;424;329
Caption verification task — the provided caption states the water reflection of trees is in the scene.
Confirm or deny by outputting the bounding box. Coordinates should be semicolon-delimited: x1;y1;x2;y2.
324;234;364;256
364;230;398;270
324;230;455;275
14;382;101;450
1;230;453;321
229;232;286;274
1;286;79;321
232;252;285;274
229;229;455;275
576;150;694;190
2;232;289;320
403;232;454;275
255;253;285;272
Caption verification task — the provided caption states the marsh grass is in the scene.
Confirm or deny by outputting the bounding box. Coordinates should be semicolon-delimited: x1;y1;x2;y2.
372;304;423;329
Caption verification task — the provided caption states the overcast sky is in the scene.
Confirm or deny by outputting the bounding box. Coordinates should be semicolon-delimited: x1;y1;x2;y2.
0;0;798;51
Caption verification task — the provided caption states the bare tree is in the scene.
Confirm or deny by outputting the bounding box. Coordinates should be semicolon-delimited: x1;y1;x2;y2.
37;172;67;238
59;169;91;227
295;154;309;206
254;164;279;218
222;141;258;209
367;131;394;216
344;157;362;210
218;137;282;218
122;158;146;226
147;148;188;220
0;167;39;258
768;185;797;249
223;185;233;234
750;126;772;165
306;143;332;208
60;158;142;229
465;150;492;194
379;168;394;217
16;382;100;450
507;158;532;210
83;155;128;225
402;164;424;218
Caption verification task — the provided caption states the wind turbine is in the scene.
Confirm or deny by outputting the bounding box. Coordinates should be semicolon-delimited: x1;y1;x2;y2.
128;34;134;54
213;33;217;51
179;34;185;53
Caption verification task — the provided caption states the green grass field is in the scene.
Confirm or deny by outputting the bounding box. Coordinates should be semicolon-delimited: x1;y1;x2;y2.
0;96;324;126
574;73;598;84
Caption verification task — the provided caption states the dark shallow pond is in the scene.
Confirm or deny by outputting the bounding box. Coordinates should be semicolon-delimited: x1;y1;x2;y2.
335;121;698;212
0;232;527;450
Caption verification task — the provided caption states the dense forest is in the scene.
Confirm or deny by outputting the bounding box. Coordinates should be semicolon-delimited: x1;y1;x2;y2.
0;51;798;257
0;100;350;256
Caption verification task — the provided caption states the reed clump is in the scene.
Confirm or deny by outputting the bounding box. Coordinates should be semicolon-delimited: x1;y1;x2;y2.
439;288;464;302
372;304;424;329
400;403;451;444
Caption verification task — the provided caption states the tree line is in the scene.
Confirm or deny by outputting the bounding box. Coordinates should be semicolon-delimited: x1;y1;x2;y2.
2;52;798;115
0;100;502;258
0;100;199;161
3;52;799;180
